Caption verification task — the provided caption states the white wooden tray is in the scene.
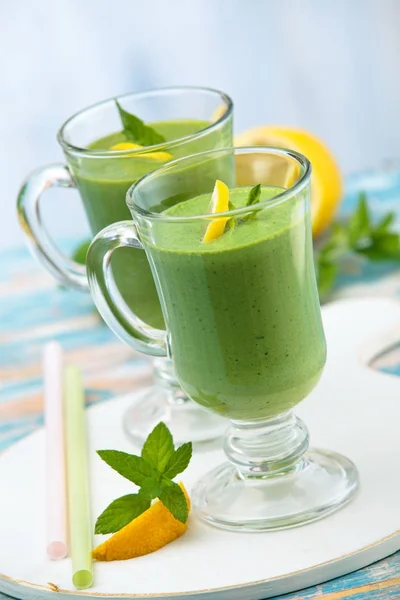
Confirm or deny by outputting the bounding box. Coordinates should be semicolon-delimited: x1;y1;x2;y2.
1;298;400;600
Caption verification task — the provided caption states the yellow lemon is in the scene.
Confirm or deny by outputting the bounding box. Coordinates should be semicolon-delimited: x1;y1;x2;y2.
110;141;172;162
203;179;230;243
92;484;190;562
235;126;343;236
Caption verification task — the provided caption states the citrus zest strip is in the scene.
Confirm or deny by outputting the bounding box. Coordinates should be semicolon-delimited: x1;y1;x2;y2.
92;483;190;562
110;141;172;161
203;180;230;243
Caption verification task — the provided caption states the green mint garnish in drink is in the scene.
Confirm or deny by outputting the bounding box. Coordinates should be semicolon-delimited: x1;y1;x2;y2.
224;184;263;232
246;183;262;207
239;183;263;223
115;100;166;145
94;422;192;534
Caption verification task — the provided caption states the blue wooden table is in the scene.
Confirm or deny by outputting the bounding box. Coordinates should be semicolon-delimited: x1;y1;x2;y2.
1;167;400;599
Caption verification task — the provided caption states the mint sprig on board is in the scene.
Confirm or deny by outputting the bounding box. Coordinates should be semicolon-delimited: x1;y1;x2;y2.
95;422;192;534
115;100;166;146
316;192;400;298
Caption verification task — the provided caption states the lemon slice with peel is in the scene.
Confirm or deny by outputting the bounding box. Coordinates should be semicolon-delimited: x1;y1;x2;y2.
235;126;343;237
110;141;172;161
203;180;230;243
92;483;190;561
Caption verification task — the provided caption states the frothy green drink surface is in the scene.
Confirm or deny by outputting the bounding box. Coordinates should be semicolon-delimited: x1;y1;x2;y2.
147;186;327;421
156;186;293;252
71;119;215;329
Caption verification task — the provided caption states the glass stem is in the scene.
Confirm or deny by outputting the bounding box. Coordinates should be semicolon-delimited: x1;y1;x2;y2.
224;411;309;477
152;357;191;405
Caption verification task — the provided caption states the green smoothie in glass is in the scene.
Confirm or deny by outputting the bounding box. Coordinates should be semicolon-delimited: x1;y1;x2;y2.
17;89;233;446
147;185;327;420
86;147;357;531
73;117;228;329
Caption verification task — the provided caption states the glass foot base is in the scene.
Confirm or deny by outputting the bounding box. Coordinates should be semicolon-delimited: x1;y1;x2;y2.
123;385;226;445
192;448;359;531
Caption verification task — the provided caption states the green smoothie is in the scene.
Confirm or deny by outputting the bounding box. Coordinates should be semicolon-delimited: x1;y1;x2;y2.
145;186;327;421
70;118;232;328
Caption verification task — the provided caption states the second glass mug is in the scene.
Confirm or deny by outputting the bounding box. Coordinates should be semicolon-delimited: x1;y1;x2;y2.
17;86;233;444
86;146;359;531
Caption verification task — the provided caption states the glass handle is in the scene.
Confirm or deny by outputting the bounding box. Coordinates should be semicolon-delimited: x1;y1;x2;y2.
17;163;88;290
87;221;167;357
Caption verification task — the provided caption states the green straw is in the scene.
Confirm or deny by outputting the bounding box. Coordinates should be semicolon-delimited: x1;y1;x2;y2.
64;365;93;590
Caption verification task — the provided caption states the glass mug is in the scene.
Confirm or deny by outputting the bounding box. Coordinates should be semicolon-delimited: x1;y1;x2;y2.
17;86;233;444
86;146;358;531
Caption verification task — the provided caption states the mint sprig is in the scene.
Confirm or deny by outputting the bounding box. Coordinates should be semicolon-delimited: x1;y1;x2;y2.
239;183;263;224
246;183;262;207
225;184;262;231
315;192;400;299
115;100;166;146
95;422;192;534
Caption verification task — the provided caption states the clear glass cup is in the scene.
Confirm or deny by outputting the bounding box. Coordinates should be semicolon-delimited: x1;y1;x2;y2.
16;86;233;445
86;146;359;531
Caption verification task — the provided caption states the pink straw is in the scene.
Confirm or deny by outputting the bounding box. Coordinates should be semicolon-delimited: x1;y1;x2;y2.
44;341;68;560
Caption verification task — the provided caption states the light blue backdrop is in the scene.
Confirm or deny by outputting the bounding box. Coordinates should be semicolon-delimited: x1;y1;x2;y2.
3;0;400;250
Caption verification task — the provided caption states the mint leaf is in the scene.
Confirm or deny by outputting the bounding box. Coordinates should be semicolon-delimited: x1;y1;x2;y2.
141;422;175;473
246;184;262;207
358;233;400;260
372;232;400;255
317;223;349;263
240;184;263;223
374;212;396;235
95;493;151;534
115;100;166;146
314;222;350;300
316;261;338;299
159;479;188;524
224;201;237;233
225;219;236;233
72;239;90;265
348;192;370;247
97;450;159;487
164;442;192;479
